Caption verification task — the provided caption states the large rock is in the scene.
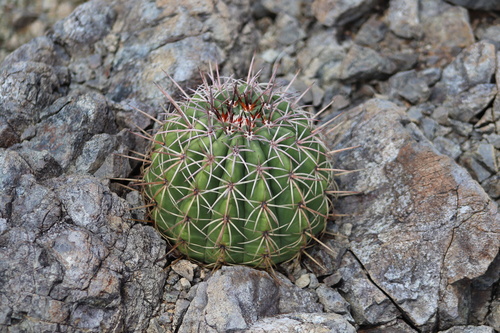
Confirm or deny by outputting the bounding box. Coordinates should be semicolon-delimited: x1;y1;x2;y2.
328;99;500;331
0;172;168;332
177;266;323;332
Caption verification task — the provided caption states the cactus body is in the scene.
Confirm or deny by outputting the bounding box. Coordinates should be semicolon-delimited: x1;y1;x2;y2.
142;71;333;269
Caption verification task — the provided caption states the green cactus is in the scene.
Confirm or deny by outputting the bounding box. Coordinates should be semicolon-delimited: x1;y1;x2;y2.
141;65;335;269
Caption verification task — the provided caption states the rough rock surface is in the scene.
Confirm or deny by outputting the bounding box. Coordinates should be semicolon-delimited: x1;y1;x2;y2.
328;99;499;331
1;0;499;332
178;266;322;332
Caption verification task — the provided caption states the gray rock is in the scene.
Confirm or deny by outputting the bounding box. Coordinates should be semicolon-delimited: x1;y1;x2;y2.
476;25;500;50
14;147;62;180
419;67;442;86
340;44;395;81
260;0;307;18
438;325;496;333
315;284;352;317
388;0;423;39
21;93;117;171
444;0;500;10
1;173;167;332
447;84;497;123
388;70;430;104
421;116;441;140
323;272;342;287
269;13;306;46
327;99;500;330
486;298;500;330
243;312;357;333
355;15;388;47
177;266;321;332
436;41;496;97
449;119;474;137
303;237;348;277
460;153;493;183
0;60;70;144
475;142;498;173
338;251;400;325
312;0;378;27
50;1;116;55
422;6;474;61
481;175;500;199
433;136;462;160
297;29;346;82
366;319;418;332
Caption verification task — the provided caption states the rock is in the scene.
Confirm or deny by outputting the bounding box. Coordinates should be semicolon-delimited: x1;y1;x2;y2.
438;326;496;333
486;299;500;330
323;272;342;287
315;284;352;317
21;93;117;171
171;260;198;282
303;237;348;277
13;146;62;181
422;6;474;59
433;136;462;160
312;0;378;27
476;25;500;50
340;44;395;81
435;41;496;98
0;2;81;63
295;273;311;288
266;13;306;46
1;174;168;332
355;15;388;47
358;319;417;332
460;153;492;183
446;84;497;123
444;0;500;11
481;175;500;199
244;312;357;332
387;70;430;104
177;266;322;332
327;99;500;330
2;0;500;332
419;67;442;86
387;0;423;39
0;60;70;144
260;0;307;18
475;143;498;173
338;252;400;325
297;29;346;83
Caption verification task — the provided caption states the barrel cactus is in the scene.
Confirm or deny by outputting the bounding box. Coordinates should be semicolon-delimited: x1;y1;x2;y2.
141;64;336;269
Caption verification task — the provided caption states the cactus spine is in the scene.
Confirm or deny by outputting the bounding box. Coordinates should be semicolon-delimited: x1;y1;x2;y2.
141;64;335;269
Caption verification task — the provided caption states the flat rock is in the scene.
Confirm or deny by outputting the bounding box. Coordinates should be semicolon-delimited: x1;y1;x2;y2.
327;99;500;331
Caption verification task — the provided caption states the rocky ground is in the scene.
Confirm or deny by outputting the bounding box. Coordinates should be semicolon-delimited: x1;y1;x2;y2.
0;0;499;332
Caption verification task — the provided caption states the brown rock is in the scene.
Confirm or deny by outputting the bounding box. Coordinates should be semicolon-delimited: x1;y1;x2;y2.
327;99;500;331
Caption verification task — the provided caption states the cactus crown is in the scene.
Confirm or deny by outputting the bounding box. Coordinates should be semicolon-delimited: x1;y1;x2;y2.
138;62;337;270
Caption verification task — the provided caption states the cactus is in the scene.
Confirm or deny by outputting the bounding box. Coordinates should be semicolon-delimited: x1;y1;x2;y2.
140;63;336;269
